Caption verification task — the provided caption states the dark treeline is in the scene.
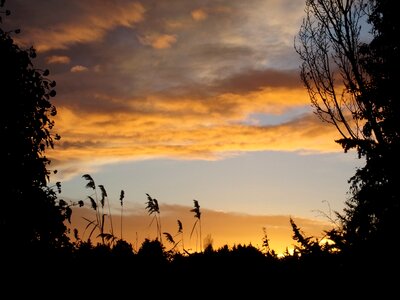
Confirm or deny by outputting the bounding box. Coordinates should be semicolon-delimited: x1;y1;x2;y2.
1;0;398;297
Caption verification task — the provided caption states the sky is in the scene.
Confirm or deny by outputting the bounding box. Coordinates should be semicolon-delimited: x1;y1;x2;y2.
5;0;364;254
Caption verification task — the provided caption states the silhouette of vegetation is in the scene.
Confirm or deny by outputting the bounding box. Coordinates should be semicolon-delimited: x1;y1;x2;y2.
119;189;124;240
80;174;118;245
3;1;397;295
190;199;202;251
295;0;400;266
0;2;70;259
145;193;162;242
163;219;186;253
137;238;168;264
261;226;278;258
176;219;185;253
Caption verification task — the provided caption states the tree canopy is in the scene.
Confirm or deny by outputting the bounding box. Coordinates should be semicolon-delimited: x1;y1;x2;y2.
0;3;70;257
295;0;400;258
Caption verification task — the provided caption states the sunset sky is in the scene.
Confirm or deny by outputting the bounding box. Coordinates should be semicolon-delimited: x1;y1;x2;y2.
5;0;364;254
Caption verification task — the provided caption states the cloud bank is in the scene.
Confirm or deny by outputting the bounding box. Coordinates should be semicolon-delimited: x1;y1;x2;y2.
5;0;343;181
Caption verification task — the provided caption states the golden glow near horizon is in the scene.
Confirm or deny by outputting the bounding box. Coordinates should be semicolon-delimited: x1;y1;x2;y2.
6;0;361;252
69;204;332;256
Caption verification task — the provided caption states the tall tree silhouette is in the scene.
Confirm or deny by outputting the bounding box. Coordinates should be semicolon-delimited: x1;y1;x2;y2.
295;0;399;258
0;2;70;258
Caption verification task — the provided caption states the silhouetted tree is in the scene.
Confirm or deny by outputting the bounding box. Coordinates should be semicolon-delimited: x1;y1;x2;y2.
295;0;399;259
340;0;400;258
289;217;333;258
0;2;70;258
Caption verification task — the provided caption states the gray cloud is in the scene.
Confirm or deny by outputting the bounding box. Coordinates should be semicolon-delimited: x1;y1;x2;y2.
212;68;302;94
6;0;306;107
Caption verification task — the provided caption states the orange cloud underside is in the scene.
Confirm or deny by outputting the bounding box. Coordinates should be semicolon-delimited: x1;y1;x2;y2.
50;87;341;176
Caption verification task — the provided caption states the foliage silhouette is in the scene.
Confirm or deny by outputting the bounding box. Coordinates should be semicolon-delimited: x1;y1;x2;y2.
3;1;397;296
295;0;400;264
81;174;118;245
0;1;70;259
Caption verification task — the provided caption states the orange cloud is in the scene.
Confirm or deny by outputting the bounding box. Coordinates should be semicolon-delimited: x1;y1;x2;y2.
48;86;341;181
70;65;88;72
46;55;71;64
47;70;351;182
191;9;208;21
138;33;178;49
67;203;332;256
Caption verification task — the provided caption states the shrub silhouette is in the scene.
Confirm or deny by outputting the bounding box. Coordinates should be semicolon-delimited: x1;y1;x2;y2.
0;2;70;260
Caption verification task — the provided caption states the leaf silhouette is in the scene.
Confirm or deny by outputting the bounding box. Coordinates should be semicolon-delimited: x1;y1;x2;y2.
193;199;200;209
97;233;116;243
191;199;201;219
190;219;199;239
163;232;175;244
120;190;125;206
82;174;95;190
177;220;183;233
73;228;79;241
82;217;98;240
145;193;160;215
65;206;72;223
82;217;96;230
98;184;107;208
88;196;97;210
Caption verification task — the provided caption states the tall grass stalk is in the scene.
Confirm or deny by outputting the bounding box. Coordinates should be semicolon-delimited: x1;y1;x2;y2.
163;220;184;252
99;184;114;238
82;174;101;240
120;190;125;240
82;174;117;245
190;199;202;252
177;219;185;253
145;193;162;243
